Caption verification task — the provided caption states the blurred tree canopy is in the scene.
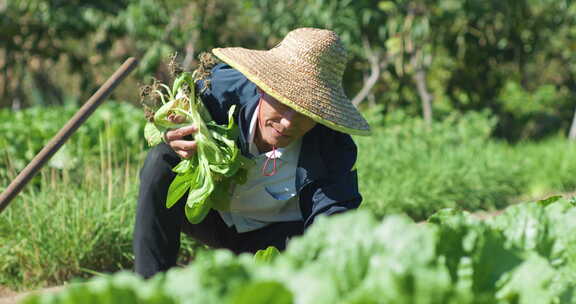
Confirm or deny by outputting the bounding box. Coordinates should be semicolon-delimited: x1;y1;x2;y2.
1;0;575;140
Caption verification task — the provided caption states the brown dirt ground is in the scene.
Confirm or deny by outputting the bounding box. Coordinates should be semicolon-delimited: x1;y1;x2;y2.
0;285;63;304
0;285;16;298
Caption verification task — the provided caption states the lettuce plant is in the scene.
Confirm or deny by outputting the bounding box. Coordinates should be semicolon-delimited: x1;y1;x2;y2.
22;198;576;304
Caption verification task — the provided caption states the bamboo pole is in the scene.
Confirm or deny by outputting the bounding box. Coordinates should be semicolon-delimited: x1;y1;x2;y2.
0;57;138;214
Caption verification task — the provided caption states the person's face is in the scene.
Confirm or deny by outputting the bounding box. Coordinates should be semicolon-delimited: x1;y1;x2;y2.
256;88;317;151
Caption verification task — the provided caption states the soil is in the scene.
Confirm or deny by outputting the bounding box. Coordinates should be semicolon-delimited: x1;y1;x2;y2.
0;285;63;304
0;285;16;298
0;285;19;304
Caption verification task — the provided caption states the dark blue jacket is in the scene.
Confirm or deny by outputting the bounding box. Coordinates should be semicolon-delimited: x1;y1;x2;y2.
198;64;362;228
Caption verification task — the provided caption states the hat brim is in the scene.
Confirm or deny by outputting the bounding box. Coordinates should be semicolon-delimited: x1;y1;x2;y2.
212;48;371;136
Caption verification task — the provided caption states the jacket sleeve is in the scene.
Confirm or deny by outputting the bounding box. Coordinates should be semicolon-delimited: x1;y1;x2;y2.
197;63;258;125
304;130;362;228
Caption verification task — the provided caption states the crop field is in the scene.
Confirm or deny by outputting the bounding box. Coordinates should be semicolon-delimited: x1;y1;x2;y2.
21;197;576;303
4;0;576;302
1;103;576;303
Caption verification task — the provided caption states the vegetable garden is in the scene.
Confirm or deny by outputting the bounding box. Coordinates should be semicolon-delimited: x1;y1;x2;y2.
19;198;576;303
3;0;576;302
2;102;576;303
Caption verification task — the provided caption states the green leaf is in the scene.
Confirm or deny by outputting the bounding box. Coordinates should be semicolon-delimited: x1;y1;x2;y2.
166;173;192;208
184;161;215;224
208;139;240;177
172;72;192;95
153;99;177;128
172;159;193;174
206;106;239;139
495;254;559;303
211;178;233;211
385;36;402;54
537;195;562;207
229;281;293;304
144;122;163;146
378;1;395;12
185;197;212;225
254;246;281;264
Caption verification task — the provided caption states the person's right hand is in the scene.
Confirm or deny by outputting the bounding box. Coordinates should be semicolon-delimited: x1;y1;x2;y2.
165;125;198;159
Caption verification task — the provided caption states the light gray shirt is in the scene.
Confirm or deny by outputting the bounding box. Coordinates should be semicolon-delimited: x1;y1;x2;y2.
218;105;302;233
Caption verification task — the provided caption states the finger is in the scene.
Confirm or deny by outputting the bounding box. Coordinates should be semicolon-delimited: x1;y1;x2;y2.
165;125;198;141
168;114;187;124
176;150;193;159
170;140;198;152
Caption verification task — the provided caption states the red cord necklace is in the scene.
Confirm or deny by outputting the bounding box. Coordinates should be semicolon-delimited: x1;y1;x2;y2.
257;99;278;176
261;145;278;176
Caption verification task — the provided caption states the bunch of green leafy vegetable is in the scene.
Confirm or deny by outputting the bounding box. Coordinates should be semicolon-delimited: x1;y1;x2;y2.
23;197;576;304
141;70;251;224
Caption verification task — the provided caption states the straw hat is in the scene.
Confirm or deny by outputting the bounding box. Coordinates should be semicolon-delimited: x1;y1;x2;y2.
212;27;371;136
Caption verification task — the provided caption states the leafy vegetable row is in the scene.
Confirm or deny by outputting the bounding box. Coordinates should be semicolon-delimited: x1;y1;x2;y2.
23;197;576;304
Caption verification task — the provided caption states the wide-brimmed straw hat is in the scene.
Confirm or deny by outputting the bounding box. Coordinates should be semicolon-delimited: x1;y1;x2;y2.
212;27;371;136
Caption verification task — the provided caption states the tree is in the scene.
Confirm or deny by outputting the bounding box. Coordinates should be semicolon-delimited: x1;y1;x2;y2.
0;0;257;109
0;0;131;108
245;0;436;122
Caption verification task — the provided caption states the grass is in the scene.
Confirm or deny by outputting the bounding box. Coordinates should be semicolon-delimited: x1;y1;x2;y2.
512;136;576;198
355;112;576;221
356;128;522;220
0;150;200;290
0;154;139;289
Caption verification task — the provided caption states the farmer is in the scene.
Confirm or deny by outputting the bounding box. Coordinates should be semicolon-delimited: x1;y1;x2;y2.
133;28;371;278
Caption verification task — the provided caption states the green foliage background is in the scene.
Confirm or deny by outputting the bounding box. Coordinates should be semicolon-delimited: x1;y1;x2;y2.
2;0;576;140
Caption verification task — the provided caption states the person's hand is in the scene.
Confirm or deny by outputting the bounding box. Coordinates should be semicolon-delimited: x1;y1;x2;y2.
165;114;198;159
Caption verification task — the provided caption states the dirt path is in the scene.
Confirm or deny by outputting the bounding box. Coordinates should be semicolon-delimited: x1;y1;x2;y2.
0;285;21;304
0;286;16;298
0;286;64;304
